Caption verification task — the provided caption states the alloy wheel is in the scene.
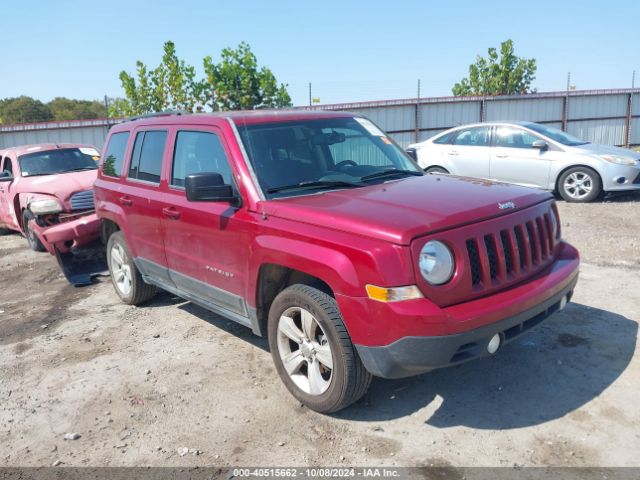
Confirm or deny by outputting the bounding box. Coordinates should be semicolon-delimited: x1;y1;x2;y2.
563;171;593;200
110;243;132;296
276;306;334;395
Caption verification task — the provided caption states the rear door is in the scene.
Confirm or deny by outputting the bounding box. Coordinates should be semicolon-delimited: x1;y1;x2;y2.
159;125;251;321
0;154;19;229
442;126;492;178
490;126;553;189
122;128;172;282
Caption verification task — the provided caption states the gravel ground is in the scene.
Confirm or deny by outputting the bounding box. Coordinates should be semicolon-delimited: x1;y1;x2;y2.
0;194;639;468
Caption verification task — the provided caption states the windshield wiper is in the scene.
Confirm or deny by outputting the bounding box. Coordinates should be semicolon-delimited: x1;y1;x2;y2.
63;167;98;172
267;180;364;194
360;169;423;182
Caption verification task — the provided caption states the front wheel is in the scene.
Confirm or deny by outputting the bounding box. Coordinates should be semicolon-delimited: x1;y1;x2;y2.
268;284;372;413
22;210;45;252
106;231;157;305
558;166;602;203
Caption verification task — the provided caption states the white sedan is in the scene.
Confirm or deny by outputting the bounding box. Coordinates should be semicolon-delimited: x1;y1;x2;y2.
406;121;640;202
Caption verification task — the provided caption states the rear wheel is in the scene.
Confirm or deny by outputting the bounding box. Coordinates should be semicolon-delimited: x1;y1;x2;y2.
425;166;449;174
268;284;372;413
22;210;45;252
106;231;157;305
558;166;602;203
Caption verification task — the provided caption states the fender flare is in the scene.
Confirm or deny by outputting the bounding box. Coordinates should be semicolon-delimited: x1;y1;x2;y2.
247;234;362;306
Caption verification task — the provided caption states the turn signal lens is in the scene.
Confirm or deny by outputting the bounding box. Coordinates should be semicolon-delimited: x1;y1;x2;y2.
365;284;423;303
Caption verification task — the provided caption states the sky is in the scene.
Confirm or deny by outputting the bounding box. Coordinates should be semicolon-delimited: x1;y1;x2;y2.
1;0;639;107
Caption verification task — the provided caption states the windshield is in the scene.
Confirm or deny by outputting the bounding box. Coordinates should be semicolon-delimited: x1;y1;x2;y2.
526;123;589;146
237;117;421;198
18;148;99;177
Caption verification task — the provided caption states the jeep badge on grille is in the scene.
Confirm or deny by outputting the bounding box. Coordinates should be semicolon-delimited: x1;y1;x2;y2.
498;201;516;210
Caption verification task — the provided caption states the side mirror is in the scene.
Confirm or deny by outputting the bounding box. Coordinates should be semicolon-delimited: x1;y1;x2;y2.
532;140;548;150
185;172;238;204
0;172;13;183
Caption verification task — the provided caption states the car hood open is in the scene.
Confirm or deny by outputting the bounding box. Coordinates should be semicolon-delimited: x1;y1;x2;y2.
262;174;552;245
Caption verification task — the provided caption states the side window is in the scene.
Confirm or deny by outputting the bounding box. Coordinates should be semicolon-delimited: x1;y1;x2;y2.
452;127;490;147
1;157;12;175
171;131;232;187
128;130;167;184
433;131;454;144
102;132;130;177
495;127;540;149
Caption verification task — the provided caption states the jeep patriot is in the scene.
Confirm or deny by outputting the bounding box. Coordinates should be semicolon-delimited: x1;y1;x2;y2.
94;110;580;413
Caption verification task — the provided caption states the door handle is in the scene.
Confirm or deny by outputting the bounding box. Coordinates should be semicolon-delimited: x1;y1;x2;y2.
495;154;508;158
162;207;181;220
448;150;459;155
119;196;133;206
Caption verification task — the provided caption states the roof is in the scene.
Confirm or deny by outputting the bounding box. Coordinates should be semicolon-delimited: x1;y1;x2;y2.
0;143;93;157
112;109;358;129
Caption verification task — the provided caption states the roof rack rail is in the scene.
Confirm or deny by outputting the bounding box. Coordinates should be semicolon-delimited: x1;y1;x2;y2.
126;110;190;122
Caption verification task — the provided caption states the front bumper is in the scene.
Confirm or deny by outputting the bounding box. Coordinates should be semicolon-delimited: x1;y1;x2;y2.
30;212;101;255
341;241;579;378
601;163;640;192
356;272;577;378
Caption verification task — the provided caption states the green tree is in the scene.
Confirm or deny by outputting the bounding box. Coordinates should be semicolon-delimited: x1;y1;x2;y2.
203;42;291;110
0;96;54;124
47;97;106;120
115;40;291;116
452;39;537;96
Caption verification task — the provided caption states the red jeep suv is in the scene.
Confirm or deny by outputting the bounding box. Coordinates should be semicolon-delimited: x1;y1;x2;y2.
94;111;579;413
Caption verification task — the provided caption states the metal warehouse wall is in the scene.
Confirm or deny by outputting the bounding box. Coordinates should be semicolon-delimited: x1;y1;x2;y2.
0;119;114;150
1;89;638;150
308;88;640;148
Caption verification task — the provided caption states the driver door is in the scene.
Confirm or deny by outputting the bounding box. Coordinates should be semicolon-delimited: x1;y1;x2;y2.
0;155;18;229
490;126;552;189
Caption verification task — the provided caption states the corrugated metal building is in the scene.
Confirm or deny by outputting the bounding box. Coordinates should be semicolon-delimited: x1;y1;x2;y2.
1;88;638;150
307;88;640;148
0;118;115;150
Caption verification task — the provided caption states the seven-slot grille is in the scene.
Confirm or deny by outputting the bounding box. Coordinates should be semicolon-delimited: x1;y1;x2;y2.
465;212;557;287
70;189;95;211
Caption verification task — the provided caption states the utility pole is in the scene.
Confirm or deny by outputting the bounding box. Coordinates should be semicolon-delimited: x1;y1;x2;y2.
308;82;312;108
566;72;571;91
633;70;636;89
414;79;421;143
103;95;109;118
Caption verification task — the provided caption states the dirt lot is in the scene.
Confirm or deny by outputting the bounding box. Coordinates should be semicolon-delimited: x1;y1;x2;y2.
1;194;639;468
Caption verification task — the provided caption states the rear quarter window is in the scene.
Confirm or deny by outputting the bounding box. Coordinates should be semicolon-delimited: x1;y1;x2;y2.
102;132;130;177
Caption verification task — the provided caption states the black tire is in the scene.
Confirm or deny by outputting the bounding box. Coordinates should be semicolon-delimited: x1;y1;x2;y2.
106;231;157;305
0;226;12;236
557;166;602;203
425;166;449;174
22;209;45;252
268;284;372;413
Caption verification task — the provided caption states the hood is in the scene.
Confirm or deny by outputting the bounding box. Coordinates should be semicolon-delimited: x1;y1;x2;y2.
262;175;552;245
19;169;97;202
569;143;640;160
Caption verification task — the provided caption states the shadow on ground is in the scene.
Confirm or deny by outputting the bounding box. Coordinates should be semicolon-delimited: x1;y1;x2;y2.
140;295;636;429
142;292;269;351
337;302;636;428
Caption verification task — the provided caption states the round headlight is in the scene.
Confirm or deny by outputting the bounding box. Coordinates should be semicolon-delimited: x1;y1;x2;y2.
419;240;455;285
